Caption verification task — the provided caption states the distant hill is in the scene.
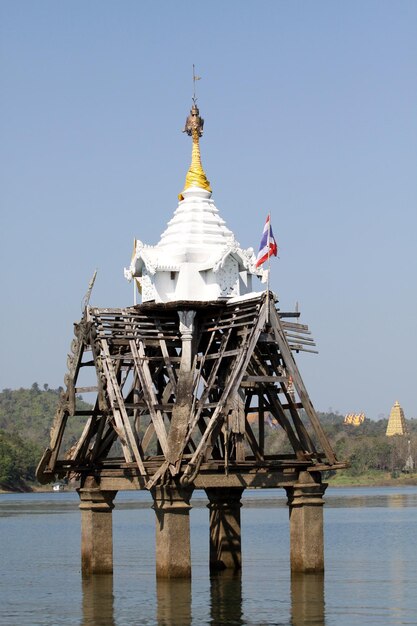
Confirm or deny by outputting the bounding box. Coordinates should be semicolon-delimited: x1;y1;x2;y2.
0;384;91;490
0;430;40;491
0;384;90;448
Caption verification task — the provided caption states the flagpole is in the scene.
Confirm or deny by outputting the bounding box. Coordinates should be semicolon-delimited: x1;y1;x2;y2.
266;213;271;324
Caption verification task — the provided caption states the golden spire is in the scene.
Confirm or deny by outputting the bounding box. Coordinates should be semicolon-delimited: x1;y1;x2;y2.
178;69;211;200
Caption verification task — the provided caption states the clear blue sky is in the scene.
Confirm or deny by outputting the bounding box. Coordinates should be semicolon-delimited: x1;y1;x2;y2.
1;0;416;420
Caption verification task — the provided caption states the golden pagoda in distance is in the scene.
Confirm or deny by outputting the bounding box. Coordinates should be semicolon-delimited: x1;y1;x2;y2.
344;412;365;426
386;401;407;436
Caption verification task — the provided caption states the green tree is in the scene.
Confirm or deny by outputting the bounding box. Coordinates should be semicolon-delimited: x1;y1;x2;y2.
0;430;41;490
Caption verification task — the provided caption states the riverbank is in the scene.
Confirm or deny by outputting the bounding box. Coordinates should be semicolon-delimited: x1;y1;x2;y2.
3;472;417;494
327;470;417;487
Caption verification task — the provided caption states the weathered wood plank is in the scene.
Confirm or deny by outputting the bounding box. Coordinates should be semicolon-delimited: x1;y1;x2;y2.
75;386;99;394
47;408;69;471
101;340;148;475
279;383;318;456
284;334;316;344
288;345;319;354
258;393;265;456
129;339;169;455
242;375;286;383
187;326;233;439
243;415;264;462
182;299;269;482
281;321;310;332
268;302;336;464
202;349;241;360
155;319;178;391
265;388;308;460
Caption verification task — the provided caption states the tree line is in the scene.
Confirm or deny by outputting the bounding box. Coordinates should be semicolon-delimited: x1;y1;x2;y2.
0;384;88;490
264;409;417;477
0;386;416;490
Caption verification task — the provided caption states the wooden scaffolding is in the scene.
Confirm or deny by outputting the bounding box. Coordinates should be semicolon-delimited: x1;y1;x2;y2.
38;293;342;486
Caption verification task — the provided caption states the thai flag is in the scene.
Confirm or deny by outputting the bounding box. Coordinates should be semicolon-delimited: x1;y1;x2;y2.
255;214;278;268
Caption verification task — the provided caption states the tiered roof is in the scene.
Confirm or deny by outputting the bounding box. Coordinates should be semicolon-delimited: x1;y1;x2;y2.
386;401;407;436
124;101;265;303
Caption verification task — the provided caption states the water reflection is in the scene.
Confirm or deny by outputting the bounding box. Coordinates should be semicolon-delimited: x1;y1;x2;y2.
326;489;417;509
82;575;115;626
386;493;410;508
291;573;325;626
210;570;243;625
156;578;192;626
80;570;324;626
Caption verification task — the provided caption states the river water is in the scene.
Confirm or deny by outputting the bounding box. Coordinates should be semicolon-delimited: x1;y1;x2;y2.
1;486;417;625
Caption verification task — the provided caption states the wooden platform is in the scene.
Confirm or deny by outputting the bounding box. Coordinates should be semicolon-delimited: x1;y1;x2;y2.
37;293;345;490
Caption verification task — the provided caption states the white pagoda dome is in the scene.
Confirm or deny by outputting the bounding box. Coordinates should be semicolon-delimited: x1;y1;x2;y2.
124;101;265;303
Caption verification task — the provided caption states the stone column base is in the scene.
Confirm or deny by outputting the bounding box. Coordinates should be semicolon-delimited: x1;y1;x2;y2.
285;472;327;573
152;483;193;578
78;487;117;576
205;487;244;571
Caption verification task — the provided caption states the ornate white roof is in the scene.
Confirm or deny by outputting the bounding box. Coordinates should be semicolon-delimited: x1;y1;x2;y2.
124;102;265;303
158;187;235;260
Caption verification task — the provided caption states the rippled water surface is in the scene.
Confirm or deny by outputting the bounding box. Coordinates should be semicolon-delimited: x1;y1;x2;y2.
1;486;417;625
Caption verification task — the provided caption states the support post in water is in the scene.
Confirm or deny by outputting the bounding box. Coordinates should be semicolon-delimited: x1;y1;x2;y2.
285;472;327;573
78;485;117;576
152;483;194;578
205;487;244;571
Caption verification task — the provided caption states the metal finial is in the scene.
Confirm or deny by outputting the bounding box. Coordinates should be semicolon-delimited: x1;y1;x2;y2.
192;64;201;104
183;102;204;137
183;65;203;136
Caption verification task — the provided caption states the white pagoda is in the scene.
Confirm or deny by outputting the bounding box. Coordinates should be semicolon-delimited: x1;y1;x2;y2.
124;101;265;303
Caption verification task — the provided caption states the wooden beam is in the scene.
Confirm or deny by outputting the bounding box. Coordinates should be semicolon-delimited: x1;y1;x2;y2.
242;375;286;383
101;340;148;475
129;339;169;455
268;303;337;464
181;299;268;482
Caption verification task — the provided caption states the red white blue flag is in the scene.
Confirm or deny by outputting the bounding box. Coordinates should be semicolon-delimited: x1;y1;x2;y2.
255;214;278;268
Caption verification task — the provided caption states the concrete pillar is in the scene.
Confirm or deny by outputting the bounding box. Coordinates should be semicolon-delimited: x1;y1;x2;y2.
78;488;117;576
151;483;193;578
205;487;244;571
285;472;327;573
178;310;196;372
